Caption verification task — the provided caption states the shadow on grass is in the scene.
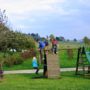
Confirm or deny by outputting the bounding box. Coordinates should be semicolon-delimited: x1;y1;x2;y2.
15;73;48;79
32;76;47;79
61;71;90;79
5;71;90;80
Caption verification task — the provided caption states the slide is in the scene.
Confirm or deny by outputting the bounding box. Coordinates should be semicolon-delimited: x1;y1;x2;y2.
86;52;90;63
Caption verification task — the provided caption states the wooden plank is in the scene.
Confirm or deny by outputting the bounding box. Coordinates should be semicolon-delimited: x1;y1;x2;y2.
47;54;60;78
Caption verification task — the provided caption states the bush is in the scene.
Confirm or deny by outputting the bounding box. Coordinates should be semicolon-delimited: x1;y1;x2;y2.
4;56;15;67
21;51;31;59
14;56;24;65
0;57;4;73
0;57;4;64
4;54;24;67
21;48;38;59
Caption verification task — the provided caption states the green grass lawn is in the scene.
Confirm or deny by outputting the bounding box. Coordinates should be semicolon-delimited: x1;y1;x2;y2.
0;42;90;90
59;41;84;49
3;41;90;70
3;59;33;70
0;72;90;90
3;49;78;70
3;58;43;70
59;49;77;68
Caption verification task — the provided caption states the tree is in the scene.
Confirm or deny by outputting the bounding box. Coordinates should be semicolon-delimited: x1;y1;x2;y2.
30;33;40;41
59;36;65;41
73;38;77;42
83;36;90;45
56;37;60;41
49;34;55;41
0;9;7;24
0;9;10;51
0;10;36;52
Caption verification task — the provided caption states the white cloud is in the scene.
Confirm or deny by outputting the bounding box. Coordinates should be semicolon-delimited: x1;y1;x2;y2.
0;0;80;31
0;0;90;39
0;0;70;26
0;0;66;15
0;0;81;27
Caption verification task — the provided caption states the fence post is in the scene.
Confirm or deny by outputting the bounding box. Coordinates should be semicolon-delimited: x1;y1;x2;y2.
67;48;73;59
0;63;3;80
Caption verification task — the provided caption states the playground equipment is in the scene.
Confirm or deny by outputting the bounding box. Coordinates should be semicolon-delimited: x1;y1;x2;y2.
76;47;90;75
47;53;60;78
86;51;90;73
39;49;60;79
38;40;60;78
86;52;90;63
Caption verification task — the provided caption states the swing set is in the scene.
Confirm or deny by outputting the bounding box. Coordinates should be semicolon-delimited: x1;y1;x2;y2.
76;47;90;75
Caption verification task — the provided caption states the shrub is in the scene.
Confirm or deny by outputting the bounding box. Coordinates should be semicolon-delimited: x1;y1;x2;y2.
0;57;4;64
4;54;24;67
14;56;24;65
21;48;38;59
4;56;16;67
21;51;31;59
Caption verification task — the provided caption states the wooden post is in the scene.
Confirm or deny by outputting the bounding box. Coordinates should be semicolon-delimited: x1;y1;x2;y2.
67;49;73;59
0;63;3;80
43;51;48;77
88;66;90;73
39;49;43;64
76;48;81;75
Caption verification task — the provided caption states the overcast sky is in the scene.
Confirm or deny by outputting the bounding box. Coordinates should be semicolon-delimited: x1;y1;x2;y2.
0;0;90;39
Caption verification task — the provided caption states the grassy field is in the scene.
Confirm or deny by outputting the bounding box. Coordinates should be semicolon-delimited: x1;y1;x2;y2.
3;57;43;70
3;50;77;71
3;58;33;70
0;72;90;90
0;42;90;90
59;41;85;49
58;49;78;68
2;41;90;70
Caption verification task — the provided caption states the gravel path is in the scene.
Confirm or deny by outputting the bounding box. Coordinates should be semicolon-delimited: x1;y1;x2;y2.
4;68;76;74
